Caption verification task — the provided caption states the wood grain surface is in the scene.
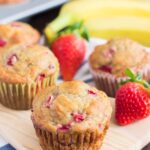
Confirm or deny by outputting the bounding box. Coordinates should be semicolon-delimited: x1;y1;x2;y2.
0;100;149;150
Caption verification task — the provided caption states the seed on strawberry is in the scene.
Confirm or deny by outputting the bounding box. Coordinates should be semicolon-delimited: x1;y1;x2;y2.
99;65;112;73
88;89;97;96
72;113;85;123
0;39;6;47
43;95;53;108
7;54;18;66
57;123;71;132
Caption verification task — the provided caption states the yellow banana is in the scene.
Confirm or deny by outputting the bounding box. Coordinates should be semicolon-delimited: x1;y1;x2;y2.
60;0;150;20
86;16;150;46
45;0;150;46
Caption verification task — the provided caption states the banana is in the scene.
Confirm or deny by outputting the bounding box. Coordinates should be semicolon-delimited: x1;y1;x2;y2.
45;0;150;46
60;0;150;20
86;16;150;46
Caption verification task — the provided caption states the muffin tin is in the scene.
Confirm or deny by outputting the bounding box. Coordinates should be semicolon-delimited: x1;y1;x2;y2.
0;0;68;23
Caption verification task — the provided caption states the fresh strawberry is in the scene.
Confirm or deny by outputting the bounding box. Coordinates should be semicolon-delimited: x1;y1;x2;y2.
115;69;150;126
51;22;89;80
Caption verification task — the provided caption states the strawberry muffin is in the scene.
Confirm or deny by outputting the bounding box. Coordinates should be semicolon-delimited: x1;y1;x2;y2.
0;22;40;48
0;44;59;110
31;81;112;150
89;38;150;97
0;0;25;4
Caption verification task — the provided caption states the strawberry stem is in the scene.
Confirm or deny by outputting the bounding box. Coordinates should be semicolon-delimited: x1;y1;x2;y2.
122;68;150;88
45;12;89;43
125;68;135;81
56;21;89;41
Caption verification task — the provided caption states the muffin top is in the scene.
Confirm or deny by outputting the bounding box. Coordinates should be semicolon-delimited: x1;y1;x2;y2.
32;81;112;133
0;0;24;4
0;22;40;47
89;38;150;77
0;44;59;83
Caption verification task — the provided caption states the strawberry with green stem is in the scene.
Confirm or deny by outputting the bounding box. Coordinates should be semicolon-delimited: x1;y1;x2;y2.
115;69;150;126
51;21;89;81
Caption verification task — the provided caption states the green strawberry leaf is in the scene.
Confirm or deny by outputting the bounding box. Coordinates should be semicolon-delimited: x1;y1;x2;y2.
72;30;81;38
135;73;142;80
55;21;89;41
125;68;135;80
70;21;83;31
120;80;127;85
143;81;150;88
122;68;150;89
81;27;89;41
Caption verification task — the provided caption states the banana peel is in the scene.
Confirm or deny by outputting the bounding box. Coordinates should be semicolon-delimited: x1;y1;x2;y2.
45;0;150;46
86;16;150;46
60;0;150;19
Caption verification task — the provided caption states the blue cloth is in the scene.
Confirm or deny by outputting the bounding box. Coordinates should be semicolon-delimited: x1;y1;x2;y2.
0;144;15;150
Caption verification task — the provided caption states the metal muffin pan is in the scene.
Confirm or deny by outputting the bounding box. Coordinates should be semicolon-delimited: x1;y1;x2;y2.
0;0;68;23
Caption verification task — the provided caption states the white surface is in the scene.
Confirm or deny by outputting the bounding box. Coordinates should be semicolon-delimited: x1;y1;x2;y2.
0;0;68;23
0;137;7;147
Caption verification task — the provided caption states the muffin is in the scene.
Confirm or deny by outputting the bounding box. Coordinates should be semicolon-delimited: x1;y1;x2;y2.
0;44;59;110
0;22;40;47
31;81;112;150
89;38;150;97
0;0;25;4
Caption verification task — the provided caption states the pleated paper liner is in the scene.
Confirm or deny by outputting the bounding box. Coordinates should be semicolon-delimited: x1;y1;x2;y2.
89;64;150;97
32;120;110;150
0;76;56;110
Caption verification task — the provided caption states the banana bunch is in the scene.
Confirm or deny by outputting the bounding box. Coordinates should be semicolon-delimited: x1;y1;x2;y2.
45;0;150;46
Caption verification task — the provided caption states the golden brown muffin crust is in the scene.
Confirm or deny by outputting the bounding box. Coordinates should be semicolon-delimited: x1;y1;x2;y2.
0;44;59;83
0;22;40;47
0;0;24;4
32;81;112;134
89;38;150;77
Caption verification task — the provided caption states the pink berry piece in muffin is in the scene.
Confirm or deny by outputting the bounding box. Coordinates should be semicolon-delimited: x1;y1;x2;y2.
89;38;150;97
0;44;59;110
31;81;112;150
0;22;40;48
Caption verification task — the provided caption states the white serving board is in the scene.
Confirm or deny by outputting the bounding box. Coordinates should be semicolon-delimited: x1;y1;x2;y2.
0;99;149;150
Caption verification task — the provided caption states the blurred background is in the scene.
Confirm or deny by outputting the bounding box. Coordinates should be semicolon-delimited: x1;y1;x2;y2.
1;0;150;46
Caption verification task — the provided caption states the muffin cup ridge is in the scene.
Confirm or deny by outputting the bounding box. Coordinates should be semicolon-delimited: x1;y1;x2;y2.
0;76;56;110
89;63;150;97
32;118;110;150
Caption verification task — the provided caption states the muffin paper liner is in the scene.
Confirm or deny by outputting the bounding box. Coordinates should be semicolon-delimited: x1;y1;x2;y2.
0;75;56;110
89;64;150;97
32;120;109;150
